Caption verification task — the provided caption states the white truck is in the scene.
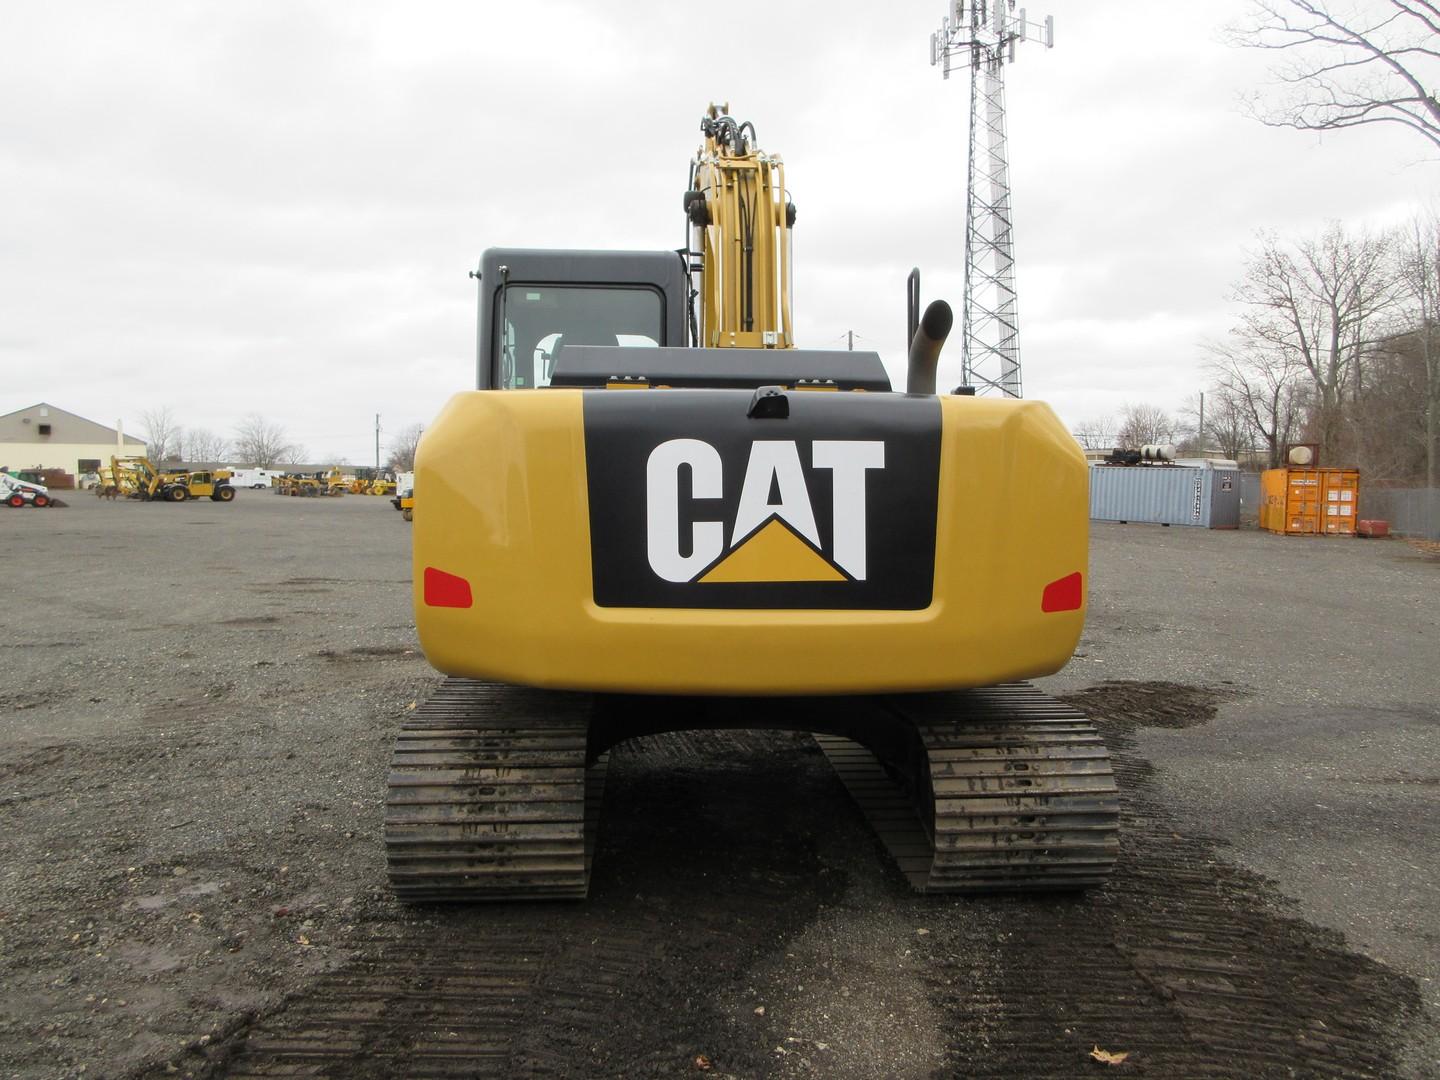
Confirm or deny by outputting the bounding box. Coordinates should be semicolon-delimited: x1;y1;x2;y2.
226;468;282;490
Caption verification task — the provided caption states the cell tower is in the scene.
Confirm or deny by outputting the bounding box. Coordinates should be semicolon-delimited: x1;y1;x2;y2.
930;2;1053;398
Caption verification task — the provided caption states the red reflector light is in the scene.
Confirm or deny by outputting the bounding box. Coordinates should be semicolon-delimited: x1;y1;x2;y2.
424;567;473;608
1041;572;1083;613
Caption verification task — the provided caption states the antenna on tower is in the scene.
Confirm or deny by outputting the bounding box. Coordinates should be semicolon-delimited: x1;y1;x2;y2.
930;1;1053;398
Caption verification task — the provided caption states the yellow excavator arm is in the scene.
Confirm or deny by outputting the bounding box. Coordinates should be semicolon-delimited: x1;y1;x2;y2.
685;104;795;349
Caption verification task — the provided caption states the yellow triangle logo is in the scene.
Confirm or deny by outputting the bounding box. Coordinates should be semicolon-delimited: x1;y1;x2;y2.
698;518;847;584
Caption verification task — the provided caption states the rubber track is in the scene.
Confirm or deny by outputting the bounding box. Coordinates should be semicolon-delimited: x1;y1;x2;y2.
816;682;1119;892
386;680;606;902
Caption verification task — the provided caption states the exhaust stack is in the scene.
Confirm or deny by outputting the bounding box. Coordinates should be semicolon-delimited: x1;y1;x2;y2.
906;299;953;395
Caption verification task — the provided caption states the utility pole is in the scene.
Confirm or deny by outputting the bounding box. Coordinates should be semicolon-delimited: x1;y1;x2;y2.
931;1;1053;398
1198;392;1205;453
847;330;854;351
375;414;381;471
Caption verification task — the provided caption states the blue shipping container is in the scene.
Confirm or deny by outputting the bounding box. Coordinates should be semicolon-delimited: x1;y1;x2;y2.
1089;464;1240;529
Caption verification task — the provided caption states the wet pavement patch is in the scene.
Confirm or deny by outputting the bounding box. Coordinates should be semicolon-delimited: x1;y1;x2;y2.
1065;680;1225;730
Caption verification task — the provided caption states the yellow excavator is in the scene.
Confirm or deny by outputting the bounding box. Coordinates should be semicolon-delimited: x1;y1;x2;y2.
386;106;1117;902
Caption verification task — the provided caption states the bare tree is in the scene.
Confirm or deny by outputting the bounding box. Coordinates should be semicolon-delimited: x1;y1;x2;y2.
1176;395;1207;455
232;414;298;468
183;428;230;464
1207;341;1308;468
1185;382;1263;462
140;406;183;463
1232;224;1400;462
1397;210;1440;485
1204;387;1260;462
1232;1;1440;153
1072;416;1117;450
1351;340;1430;479
1116;403;1178;448
386;423;425;472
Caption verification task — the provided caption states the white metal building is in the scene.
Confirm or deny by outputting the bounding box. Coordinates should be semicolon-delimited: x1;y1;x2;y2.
0;402;146;479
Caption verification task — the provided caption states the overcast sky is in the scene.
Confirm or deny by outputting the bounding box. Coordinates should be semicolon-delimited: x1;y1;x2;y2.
4;0;1435;463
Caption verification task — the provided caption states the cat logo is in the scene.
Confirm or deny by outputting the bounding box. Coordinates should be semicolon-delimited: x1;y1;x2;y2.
646;438;883;584
583;390;940;610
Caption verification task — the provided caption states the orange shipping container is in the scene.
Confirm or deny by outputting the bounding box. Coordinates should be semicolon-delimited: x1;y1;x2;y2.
1259;467;1360;535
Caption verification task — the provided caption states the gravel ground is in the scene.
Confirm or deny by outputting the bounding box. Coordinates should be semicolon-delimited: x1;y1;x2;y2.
0;496;1435;1079
1045;522;1440;1078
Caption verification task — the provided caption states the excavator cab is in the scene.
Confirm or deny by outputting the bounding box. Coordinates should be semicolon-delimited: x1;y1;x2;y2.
475;249;687;390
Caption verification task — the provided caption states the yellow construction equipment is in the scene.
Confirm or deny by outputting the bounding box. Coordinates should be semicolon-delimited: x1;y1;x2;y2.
274;469;347;497
386;106;1116;902
390;475;414;520
180;470;235;501
347;467;398;495
95;464;135;498
110;457;235;502
272;474;318;496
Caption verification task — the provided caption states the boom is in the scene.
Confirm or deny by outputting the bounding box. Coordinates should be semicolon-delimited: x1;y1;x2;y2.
685;104;796;349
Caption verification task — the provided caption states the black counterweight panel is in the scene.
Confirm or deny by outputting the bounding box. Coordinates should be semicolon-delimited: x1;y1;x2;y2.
582;389;941;609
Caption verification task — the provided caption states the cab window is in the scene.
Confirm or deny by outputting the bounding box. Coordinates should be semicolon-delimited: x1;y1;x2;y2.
496;285;662;389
